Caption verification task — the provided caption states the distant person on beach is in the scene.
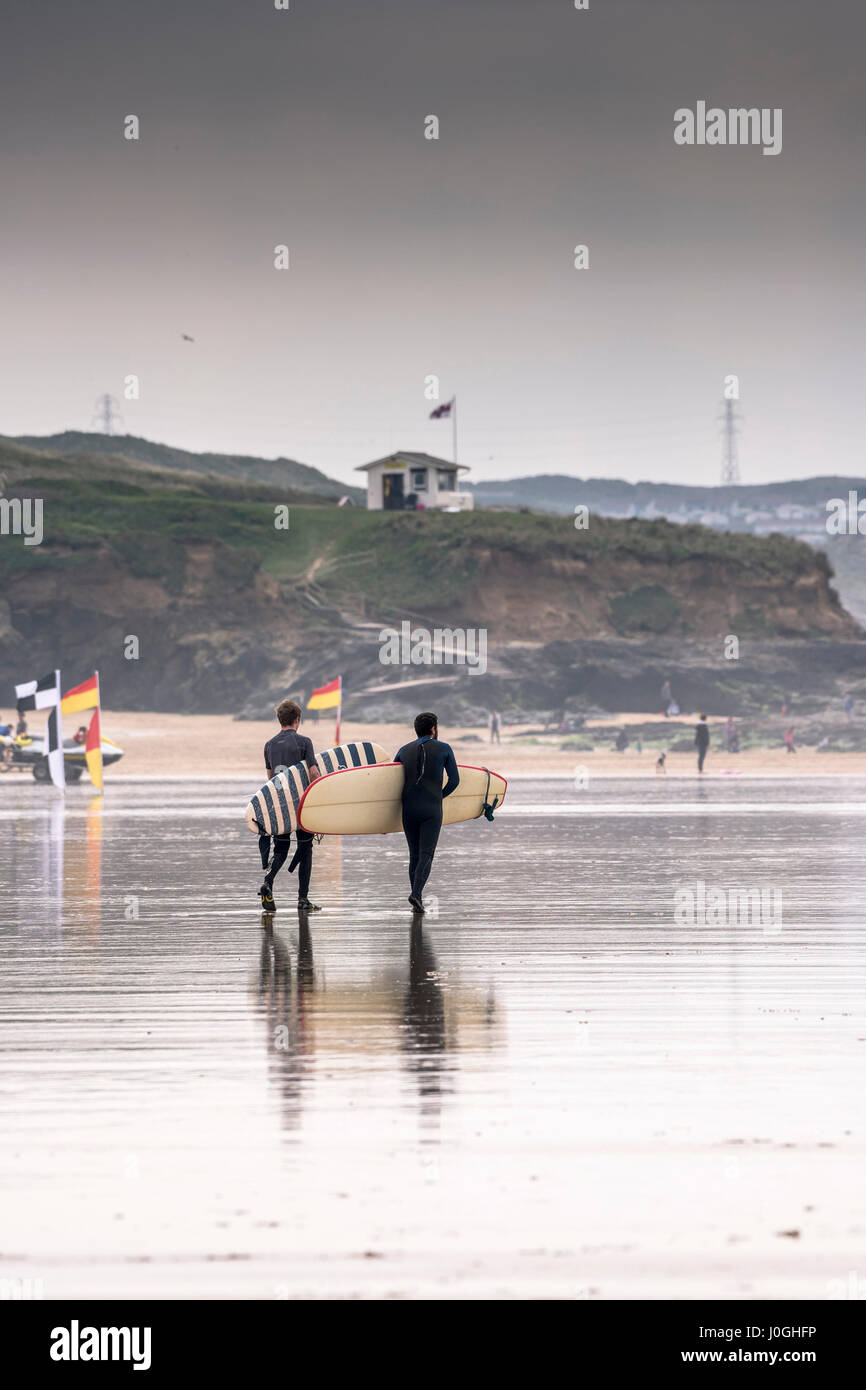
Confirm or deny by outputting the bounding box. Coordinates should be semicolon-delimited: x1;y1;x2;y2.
661;679;672;715
72;725;88;745
395;712;459;913
667;699;680;717
615;728;629;752
488;710;501;743
844;693;854;721
695;714;709;773
15;713;28;737
259;699;321;914
784;726;797;754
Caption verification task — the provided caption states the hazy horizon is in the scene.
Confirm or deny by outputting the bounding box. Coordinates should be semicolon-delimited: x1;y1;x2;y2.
9;426;866;495
2;0;863;489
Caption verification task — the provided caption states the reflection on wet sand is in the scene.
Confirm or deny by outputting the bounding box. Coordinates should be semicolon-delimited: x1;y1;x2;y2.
9;793;103;937
403;919;448;1127
255;915;316;1131
254;912;500;1135
0;776;864;1298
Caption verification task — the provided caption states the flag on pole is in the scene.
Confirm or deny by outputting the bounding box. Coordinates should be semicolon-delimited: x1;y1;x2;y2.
307;676;342;743
15;671;62;712
45;697;65;791
85;707;103;791
430;394;458;462
61;673;99;715
15;669;64;789
306;677;342;711
62;671;102;786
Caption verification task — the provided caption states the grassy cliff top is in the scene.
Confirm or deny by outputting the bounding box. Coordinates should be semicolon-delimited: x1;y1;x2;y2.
0;437;857;643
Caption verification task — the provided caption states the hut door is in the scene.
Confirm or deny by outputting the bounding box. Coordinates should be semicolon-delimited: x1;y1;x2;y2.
383;472;405;510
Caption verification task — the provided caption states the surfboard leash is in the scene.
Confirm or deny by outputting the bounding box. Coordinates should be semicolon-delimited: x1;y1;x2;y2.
481;768;500;822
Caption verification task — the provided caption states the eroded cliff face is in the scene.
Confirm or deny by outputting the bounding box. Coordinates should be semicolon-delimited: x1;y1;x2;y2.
0;442;860;713
0;539;298;710
458;546;856;642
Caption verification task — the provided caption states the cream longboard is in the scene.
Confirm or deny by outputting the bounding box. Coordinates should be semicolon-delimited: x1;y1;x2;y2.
245;740;390;836
297;762;507;835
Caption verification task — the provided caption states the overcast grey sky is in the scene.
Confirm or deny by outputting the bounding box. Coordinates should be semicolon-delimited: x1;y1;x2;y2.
1;0;863;486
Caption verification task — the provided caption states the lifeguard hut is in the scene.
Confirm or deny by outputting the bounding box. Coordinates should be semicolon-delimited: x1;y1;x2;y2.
355;451;473;511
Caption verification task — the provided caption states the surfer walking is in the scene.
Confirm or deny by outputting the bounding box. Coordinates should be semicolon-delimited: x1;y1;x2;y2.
395;712;460;913
259;699;322;914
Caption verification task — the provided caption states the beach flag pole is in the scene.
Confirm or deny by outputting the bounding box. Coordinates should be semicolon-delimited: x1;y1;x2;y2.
335;676;342;745
306;675;343;743
46;670;65;792
85;671;103;792
15;670;65;791
60;670;103;789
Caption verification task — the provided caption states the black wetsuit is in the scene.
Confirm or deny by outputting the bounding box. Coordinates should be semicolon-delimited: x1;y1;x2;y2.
394;736;460;900
260;728;318;900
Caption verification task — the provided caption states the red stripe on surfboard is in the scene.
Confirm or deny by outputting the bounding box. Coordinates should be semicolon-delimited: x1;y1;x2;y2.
296;762;507;832
452;763;509;793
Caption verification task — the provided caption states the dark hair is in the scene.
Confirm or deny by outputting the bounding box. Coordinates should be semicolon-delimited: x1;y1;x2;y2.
414;711;438;737
276;699;302;727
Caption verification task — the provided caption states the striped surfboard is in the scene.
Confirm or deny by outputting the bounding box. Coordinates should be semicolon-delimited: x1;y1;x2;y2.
245;740;389;837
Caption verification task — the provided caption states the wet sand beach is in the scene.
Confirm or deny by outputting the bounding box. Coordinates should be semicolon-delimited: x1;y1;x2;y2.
0;776;863;1299
4;710;866;780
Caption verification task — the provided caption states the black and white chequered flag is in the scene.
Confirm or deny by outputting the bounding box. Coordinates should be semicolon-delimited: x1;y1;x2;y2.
15;669;65;790
15;671;60;711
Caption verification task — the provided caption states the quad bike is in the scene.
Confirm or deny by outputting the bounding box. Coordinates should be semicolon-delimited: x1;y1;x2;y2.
0;733;123;781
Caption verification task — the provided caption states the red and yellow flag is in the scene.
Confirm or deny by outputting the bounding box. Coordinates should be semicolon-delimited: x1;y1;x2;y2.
307;676;342;743
62;673;99;715
306;677;341;711
62;673;103;788
85;707;103;792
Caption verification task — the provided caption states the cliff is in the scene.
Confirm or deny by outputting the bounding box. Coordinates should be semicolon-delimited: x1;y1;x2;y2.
0;438;860;715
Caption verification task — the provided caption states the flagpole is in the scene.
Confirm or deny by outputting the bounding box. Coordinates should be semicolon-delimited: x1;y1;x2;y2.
91;669;104;792
49;668;65;792
452;395;457;463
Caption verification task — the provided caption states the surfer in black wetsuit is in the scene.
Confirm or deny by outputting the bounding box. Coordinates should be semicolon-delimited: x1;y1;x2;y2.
259;699;322;914
394;712;460;913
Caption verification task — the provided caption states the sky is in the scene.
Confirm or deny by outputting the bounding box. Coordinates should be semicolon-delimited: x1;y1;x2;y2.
1;0;864;488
